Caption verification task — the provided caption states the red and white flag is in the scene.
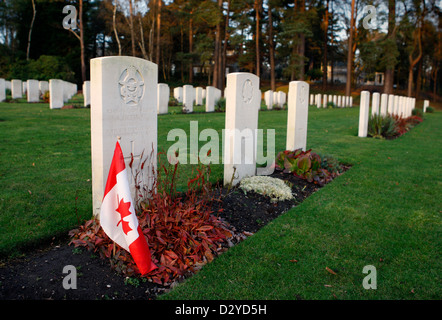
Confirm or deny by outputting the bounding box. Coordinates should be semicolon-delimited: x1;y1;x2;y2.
100;141;157;275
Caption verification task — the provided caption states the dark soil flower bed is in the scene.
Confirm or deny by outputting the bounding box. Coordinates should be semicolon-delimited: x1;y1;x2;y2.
0;168;348;300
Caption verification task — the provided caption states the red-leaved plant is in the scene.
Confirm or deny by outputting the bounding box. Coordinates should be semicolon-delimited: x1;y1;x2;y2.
393;115;423;136
69;152;233;285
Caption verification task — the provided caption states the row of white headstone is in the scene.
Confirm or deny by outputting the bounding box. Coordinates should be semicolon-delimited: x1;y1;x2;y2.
0;78;50;102
264;90;287;109
358;91;418;137
49;80;78;109
173;85;222;113
89;56;311;216
371;92;415;118
310;93;353;108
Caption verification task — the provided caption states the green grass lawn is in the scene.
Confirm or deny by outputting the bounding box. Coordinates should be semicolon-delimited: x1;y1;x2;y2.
0;97;440;299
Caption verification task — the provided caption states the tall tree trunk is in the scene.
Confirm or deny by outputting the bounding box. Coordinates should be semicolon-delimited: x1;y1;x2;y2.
138;16;148;59
345;0;355;97
129;0;136;56
156;0;162;65
113;2;122;56
255;0;261;77
79;0;86;82
212;0;222;89
407;24;422;97
26;0;36;61
432;68;438;102
330;0;334;85
298;33;305;80
67;0;85;81
383;0;396;94
268;3;275;91
415;58;422;99
189;16;193;83
221;0;231;91
322;0;329;90
290;43;297;81
297;0;305;80
180;25;184;82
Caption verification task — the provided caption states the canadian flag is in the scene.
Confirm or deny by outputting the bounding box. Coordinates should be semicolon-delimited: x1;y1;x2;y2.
100;141;157;275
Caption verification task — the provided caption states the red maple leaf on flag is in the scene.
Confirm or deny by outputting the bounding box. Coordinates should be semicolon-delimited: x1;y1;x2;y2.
116;198;133;235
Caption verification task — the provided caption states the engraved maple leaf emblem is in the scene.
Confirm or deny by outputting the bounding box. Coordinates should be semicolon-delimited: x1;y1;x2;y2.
116;198;133;235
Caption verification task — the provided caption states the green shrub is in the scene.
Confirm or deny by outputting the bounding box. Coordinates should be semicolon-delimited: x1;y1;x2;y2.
8;55;75;82
215;97;226;112
319;153;344;174
327;101;336;108
426;106;434;113
412;108;423;117
368;114;397;139
168;97;179;106
275;149;343;186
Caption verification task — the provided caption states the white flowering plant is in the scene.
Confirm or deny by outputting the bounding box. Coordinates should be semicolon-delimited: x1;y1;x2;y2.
239;176;294;203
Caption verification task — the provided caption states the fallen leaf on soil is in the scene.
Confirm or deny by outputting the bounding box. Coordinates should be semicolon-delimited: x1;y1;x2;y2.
326;267;337;275
324;284;333;287
289;259;298;263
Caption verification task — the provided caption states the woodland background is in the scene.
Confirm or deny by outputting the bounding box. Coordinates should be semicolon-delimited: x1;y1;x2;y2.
0;0;440;100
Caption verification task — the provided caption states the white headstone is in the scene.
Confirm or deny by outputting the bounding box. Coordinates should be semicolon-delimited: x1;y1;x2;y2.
380;93;388;116
278;91;286;107
338;95;342;108
0;79;5;102
49;79;64;109
22;82;27;94
387;94;394;115
195;87;203;105
173;87;183;103
83;81;91;106
323;94;328;108
11;80;22;99
27;80;39;103
423;100;429;113
393;95;399;116
333;95;337;106
310;94;313;105
315;94;321;108
371;92;380;116
265;90;273;110
399;96;405;118
39;81;49;96
157;83;169;114
358;91;370;138
183;85;194;113
349;96;353;107
90;56;158;216
286;81;309;152
223;72;260;186
405;97;410;117
205;86;220;112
